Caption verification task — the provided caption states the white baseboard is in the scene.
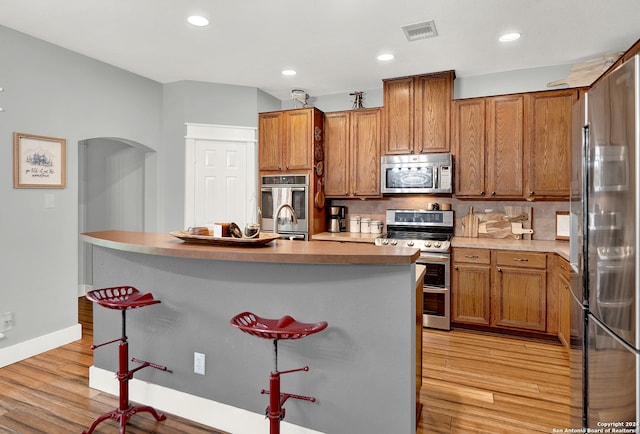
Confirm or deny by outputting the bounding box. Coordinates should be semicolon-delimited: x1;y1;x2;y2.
0;324;82;368
89;366;324;434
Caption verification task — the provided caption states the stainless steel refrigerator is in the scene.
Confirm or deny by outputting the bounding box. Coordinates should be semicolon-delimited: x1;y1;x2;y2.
571;54;640;428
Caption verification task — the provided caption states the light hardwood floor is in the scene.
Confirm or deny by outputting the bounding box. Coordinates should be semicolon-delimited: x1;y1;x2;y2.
418;329;570;433
0;298;569;433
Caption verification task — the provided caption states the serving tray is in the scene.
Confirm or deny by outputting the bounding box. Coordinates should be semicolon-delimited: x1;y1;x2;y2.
169;231;279;246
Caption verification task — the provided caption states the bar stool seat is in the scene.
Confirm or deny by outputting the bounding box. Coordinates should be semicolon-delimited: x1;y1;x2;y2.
230;312;327;434
230;312;327;340
83;286;170;434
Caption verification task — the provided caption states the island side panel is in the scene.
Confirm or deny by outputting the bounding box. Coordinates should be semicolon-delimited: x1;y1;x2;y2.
91;246;416;434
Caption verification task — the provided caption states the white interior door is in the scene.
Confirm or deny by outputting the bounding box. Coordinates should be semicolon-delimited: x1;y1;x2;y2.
185;124;257;229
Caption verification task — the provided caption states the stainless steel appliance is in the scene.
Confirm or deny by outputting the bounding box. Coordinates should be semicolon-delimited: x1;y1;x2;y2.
328;205;346;233
570;55;639;429
375;209;454;330
260;174;308;240
380;153;453;194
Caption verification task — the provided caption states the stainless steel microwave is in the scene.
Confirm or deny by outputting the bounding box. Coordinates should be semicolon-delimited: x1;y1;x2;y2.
380;153;453;194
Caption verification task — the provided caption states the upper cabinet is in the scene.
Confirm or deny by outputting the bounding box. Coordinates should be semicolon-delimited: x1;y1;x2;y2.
453;89;575;201
452;98;486;197
324;108;382;198
454;94;525;198
258;107;323;172
383;70;454;155
525;89;577;200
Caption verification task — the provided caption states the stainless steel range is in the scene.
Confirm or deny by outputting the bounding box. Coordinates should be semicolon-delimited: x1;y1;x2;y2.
375;209;453;330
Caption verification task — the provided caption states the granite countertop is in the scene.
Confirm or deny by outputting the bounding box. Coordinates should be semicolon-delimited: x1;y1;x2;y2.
312;231;570;260
81;230;419;265
312;232;380;243
452;237;570;259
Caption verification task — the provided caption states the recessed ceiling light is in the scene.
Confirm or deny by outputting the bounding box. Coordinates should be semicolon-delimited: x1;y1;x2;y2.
282;69;297;76
187;15;209;27
499;32;521;42
377;53;395;62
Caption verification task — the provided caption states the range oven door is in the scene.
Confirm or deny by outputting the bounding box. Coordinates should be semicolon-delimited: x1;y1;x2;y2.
417;252;451;330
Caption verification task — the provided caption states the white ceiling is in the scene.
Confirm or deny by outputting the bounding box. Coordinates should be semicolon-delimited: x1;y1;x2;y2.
1;0;639;100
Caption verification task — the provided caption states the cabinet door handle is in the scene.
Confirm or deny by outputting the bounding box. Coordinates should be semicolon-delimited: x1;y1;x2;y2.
513;258;529;262
529;191;535;195
560;265;567;271
565;284;570;290
491;191;496;196
497;267;502;272
454;265;459;270
480;191;485;196
464;255;479;259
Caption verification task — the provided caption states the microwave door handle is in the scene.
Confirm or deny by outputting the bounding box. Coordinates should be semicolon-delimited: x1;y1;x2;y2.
433;165;438;189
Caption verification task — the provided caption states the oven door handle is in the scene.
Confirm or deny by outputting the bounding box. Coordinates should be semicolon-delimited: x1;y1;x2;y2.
423;285;449;294
418;254;450;263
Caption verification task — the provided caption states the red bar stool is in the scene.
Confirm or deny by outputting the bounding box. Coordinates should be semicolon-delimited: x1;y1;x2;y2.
230;312;328;434
83;286;171;434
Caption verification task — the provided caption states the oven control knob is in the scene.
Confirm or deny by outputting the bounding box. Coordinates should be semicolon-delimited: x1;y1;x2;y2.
424;241;432;248
407;240;414;247
433;241;441;248
381;239;389;246
390;239;398;246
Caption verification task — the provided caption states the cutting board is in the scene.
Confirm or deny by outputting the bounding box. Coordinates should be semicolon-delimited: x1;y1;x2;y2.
461;207;479;238
479;220;513;239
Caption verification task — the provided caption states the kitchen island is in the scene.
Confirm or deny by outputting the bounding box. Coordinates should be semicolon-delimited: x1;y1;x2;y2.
81;230;420;434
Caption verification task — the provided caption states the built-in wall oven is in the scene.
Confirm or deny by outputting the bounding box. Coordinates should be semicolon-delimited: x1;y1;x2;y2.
260;174;309;240
375;209;453;330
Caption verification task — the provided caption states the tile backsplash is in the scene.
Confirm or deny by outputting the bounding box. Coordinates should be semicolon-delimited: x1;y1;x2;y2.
329;197;569;241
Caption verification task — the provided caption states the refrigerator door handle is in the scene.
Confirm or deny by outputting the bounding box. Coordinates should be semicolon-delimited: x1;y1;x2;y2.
589;313;640;355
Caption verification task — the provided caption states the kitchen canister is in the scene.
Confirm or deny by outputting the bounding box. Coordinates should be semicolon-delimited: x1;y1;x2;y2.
349;216;361;233
360;217;371;233
370;220;383;234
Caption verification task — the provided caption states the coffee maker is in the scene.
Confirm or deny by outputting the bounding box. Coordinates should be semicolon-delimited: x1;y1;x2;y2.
329;206;347;233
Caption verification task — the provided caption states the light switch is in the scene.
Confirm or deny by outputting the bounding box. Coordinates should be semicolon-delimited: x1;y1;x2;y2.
44;193;55;208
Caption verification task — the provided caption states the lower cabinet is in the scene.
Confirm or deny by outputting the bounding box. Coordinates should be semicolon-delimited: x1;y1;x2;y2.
452;248;491;325
492;251;547;332
452;247;552;335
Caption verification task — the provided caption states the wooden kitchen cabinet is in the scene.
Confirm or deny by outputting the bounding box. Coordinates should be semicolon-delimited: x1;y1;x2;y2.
486;95;525;197
453;248;554;337
492;251;547;332
324;108;381;198
452;248;492;326
383;70;454;155
452;98;485;197
258;107;323;172
525;89;577;200
453;94;524;198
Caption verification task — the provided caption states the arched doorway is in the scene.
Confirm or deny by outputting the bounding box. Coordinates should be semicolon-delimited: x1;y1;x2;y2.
78;137;155;291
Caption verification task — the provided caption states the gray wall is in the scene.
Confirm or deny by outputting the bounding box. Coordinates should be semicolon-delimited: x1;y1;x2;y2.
159;81;266;231
92;246;416;434
0;25;268;354
0;25;161;351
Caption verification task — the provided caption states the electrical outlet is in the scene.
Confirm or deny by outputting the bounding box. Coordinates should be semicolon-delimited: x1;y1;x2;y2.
0;312;14;332
194;352;205;375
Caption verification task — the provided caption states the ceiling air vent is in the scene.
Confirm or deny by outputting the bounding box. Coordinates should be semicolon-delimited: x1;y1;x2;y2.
402;20;438;42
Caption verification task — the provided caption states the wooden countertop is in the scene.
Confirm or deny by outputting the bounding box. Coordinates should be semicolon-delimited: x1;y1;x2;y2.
81;230;420;265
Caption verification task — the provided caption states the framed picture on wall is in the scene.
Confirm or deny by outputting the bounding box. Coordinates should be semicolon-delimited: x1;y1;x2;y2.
13;132;66;188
